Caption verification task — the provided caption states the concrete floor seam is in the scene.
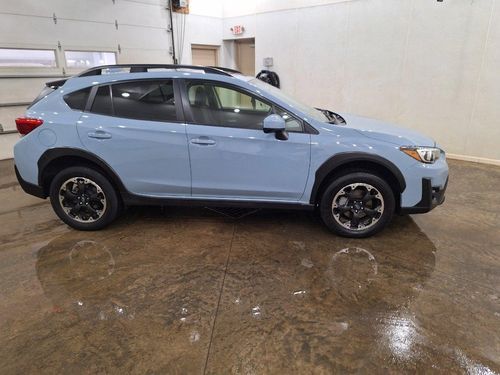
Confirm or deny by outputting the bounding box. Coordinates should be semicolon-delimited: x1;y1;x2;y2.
203;223;236;375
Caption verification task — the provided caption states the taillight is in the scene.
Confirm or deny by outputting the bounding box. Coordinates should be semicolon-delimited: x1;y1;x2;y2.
15;117;44;135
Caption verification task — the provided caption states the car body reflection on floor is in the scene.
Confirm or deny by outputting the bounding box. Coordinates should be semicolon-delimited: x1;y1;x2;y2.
29;209;439;373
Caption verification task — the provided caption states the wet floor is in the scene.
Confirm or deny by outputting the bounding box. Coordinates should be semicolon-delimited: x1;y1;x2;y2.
0;159;499;374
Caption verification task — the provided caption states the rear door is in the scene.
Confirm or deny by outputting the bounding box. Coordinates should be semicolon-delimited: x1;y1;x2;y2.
182;79;311;201
77;79;191;197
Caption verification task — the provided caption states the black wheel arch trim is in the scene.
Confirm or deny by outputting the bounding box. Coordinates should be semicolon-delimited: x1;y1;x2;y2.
37;148;128;194
309;152;406;204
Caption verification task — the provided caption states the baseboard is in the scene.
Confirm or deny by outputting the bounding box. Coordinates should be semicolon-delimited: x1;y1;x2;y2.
446;153;500;167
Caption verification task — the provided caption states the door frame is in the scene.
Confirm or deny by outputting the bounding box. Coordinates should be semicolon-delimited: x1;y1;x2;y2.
234;38;255;76
190;44;220;66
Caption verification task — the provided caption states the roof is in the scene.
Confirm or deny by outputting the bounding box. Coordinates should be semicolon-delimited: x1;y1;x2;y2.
77;64;240;77
47;64;252;91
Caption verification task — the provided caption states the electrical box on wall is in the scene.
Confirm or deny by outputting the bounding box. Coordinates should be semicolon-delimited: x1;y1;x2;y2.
263;57;273;68
172;0;189;14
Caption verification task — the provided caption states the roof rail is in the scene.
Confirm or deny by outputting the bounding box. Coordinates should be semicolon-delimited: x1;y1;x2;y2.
207;66;242;74
46;78;68;89
76;64;234;77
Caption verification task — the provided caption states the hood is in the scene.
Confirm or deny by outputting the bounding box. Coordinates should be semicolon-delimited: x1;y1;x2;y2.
339;113;435;147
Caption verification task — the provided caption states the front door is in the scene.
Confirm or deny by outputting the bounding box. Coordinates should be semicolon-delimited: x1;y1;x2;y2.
182;80;311;201
77;79;191;197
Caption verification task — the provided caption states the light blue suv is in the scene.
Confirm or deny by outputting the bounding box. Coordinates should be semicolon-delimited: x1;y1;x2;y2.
13;64;448;237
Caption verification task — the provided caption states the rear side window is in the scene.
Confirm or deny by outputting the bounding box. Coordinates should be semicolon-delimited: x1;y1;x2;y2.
111;80;177;122
91;86;113;116
63;87;91;111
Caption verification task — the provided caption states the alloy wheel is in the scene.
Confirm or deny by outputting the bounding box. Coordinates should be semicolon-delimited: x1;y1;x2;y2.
331;183;384;231
58;177;107;223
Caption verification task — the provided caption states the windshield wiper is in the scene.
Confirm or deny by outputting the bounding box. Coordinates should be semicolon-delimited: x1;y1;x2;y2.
315;108;346;125
315;107;333;121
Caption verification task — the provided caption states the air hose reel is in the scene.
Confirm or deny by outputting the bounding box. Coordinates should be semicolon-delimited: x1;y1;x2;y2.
256;70;280;88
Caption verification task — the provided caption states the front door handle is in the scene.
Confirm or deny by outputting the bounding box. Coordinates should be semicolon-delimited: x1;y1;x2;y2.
190;137;216;146
88;130;112;139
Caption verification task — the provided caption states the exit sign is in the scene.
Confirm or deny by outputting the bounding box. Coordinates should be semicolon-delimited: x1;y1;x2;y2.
231;25;245;35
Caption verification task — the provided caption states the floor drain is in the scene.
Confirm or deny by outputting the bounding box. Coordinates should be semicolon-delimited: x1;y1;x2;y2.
204;207;260;219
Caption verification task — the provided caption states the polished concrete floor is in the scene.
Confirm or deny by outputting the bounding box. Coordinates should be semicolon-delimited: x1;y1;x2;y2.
0;159;499;374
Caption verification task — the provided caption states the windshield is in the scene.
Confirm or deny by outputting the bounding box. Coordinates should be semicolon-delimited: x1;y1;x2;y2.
249;78;329;123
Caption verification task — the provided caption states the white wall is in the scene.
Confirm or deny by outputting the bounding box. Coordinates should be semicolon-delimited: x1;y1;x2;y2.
222;0;500;163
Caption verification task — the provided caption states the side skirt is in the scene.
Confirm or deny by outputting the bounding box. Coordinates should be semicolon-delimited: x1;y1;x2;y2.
121;192;315;211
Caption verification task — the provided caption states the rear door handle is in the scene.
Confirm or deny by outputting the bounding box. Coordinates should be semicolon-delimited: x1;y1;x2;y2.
88;130;112;139
190;137;216;146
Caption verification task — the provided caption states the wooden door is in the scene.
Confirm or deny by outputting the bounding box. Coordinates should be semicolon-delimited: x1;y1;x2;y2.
235;39;255;76
191;45;218;66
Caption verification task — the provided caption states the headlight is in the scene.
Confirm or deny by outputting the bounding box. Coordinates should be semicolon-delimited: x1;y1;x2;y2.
400;146;441;164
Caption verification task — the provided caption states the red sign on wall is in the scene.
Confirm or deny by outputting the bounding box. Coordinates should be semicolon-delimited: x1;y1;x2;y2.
231;25;245;35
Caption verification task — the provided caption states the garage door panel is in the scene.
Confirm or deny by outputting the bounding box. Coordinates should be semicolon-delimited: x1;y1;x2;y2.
55;21;117;47
119;48;172;64
117;27;170;50
0;107;29;132
114;2;170;28
0;15;59;47
0;0;166;26
0;78;50;103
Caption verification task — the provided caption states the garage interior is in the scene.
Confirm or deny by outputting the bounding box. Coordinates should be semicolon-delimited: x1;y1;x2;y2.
0;0;499;373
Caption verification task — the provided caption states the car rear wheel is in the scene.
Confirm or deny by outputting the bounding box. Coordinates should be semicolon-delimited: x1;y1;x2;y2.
49;166;120;230
319;172;395;238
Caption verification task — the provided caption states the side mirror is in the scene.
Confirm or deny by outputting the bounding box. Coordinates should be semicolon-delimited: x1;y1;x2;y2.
263;114;288;141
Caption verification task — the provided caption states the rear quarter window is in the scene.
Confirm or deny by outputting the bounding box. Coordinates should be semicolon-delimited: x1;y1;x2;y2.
63;87;91;111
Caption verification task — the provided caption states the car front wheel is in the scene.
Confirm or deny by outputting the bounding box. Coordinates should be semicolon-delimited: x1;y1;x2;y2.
319;172;395;238
49;166;120;230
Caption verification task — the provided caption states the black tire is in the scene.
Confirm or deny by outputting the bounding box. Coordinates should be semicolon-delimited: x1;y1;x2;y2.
319;172;395;238
49;166;120;231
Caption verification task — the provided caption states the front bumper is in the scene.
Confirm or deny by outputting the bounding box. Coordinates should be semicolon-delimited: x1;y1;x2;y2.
399;177;448;214
14;165;47;199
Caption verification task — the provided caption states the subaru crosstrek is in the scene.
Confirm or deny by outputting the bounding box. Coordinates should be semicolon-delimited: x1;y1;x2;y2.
13;64;448;238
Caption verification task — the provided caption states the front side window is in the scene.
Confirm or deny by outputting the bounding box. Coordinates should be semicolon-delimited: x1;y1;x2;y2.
275;108;304;132
186;81;272;130
111;80;177;122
